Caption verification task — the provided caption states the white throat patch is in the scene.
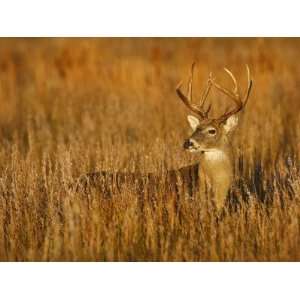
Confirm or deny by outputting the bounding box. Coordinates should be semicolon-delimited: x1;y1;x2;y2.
203;149;227;162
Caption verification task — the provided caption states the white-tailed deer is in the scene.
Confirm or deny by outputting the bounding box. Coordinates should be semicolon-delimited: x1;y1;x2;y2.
71;63;252;211
176;63;252;209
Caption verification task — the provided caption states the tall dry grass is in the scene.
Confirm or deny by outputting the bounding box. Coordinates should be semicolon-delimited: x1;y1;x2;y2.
0;38;299;261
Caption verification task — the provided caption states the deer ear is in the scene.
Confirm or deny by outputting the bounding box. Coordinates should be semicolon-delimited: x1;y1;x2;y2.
187;115;200;131
223;115;239;134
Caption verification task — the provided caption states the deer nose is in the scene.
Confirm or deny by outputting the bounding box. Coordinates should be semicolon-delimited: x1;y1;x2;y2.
183;139;193;149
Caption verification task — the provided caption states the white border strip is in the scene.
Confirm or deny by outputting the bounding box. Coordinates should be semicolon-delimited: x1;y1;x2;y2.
0;0;299;36
0;263;298;300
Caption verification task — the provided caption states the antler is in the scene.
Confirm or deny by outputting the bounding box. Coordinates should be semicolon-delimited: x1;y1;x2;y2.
211;65;253;123
176;62;213;119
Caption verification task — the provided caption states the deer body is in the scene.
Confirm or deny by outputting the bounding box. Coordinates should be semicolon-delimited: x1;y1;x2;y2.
72;146;233;210
72;163;200;196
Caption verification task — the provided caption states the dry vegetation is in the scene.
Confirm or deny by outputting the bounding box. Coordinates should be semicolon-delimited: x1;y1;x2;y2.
0;38;299;261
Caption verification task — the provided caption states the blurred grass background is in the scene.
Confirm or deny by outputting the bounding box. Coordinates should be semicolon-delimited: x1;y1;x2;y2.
0;38;299;261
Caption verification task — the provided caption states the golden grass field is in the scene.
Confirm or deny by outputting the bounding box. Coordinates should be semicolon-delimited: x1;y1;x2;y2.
0;38;299;261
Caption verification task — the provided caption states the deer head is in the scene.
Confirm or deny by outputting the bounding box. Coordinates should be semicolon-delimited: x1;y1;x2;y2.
176;63;253;153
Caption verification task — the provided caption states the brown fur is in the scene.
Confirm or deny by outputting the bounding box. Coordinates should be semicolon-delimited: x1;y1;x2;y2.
184;115;238;209
71;163;200;200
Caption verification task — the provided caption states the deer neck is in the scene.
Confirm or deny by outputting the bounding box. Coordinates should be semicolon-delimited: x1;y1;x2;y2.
201;146;233;175
199;146;234;205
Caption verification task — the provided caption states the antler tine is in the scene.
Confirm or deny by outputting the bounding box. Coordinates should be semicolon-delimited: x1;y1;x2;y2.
176;63;210;119
205;103;212;115
187;62;195;102
243;64;253;107
224;68;238;95
199;72;213;113
213;65;253;123
212;76;240;102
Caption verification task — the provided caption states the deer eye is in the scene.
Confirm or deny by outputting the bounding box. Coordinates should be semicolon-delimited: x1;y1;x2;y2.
208;129;216;135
